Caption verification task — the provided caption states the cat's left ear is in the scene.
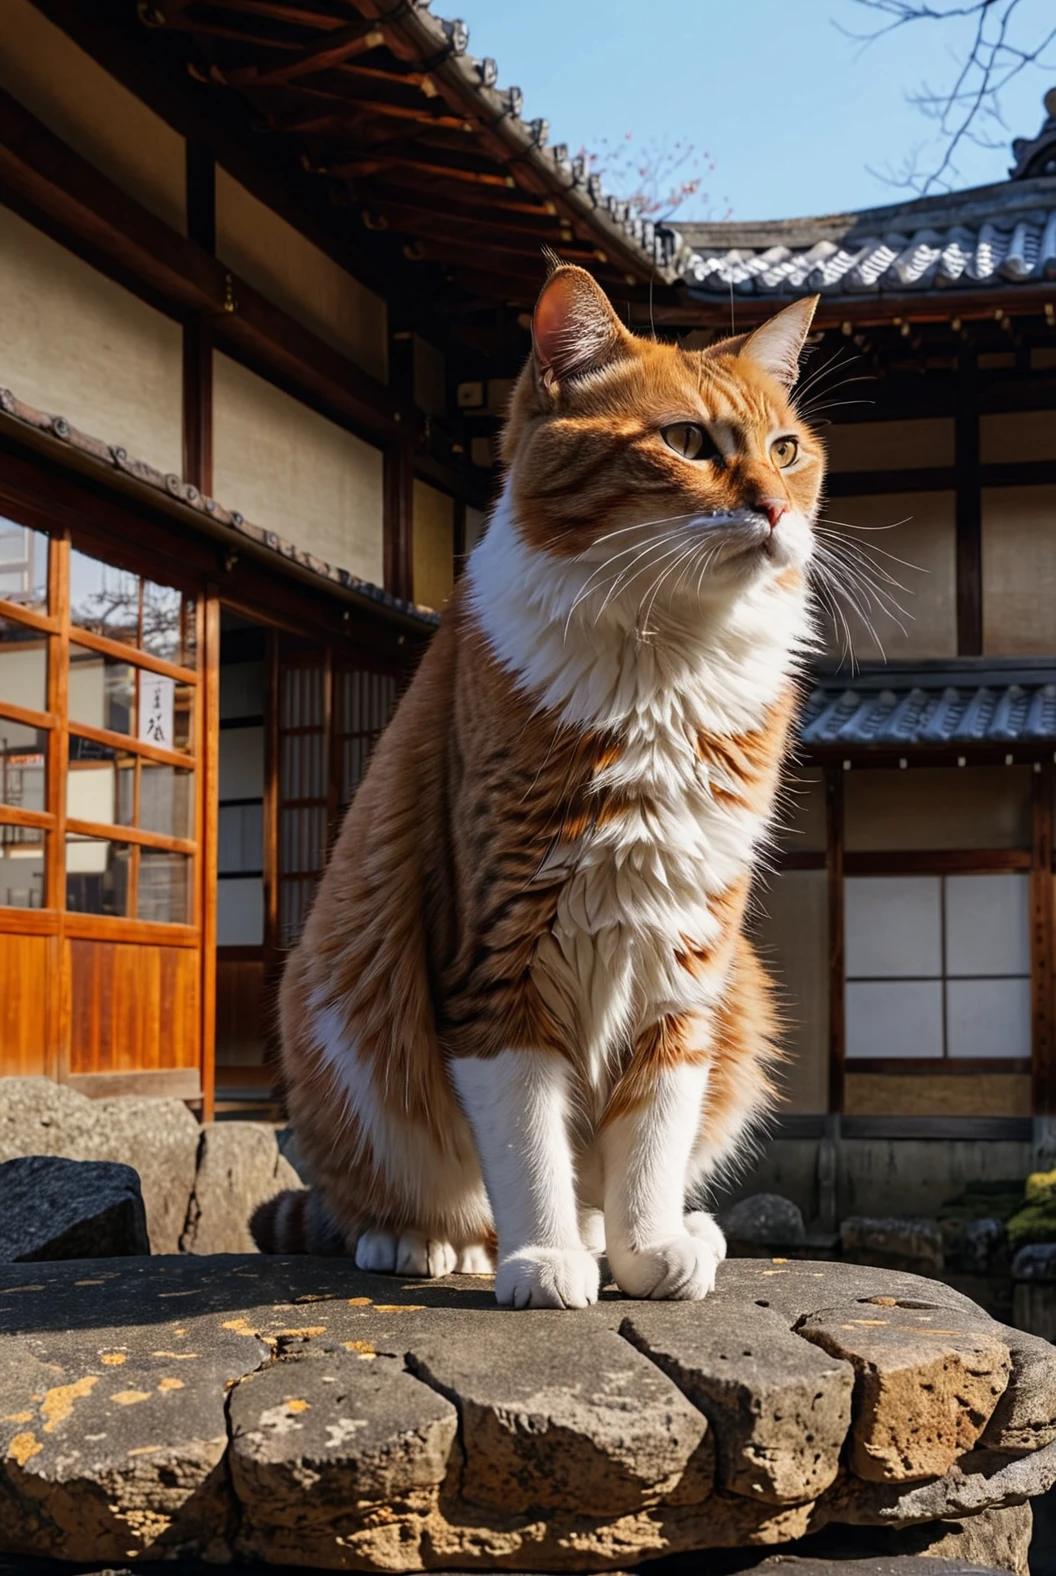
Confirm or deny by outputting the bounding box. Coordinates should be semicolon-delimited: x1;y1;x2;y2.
738;295;820;389
532;264;630;390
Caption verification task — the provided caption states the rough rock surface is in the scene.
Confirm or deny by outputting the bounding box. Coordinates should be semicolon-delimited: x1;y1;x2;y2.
0;1077;198;1253
180;1121;304;1255
720;1193;807;1247
840;1217;945;1276
798;1301;1011;1483
621;1301;851;1503
0;1256;1054;1570
0;1156;149;1261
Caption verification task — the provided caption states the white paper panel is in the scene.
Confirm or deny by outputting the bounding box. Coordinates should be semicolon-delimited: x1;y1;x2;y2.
845;876;942;979
218;803;263;875
219;727;264;801
946;978;1031;1061
217;878;264;946
846;980;944;1060
945;873;1030;978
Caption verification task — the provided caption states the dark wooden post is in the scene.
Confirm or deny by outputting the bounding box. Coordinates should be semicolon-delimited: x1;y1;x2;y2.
385;325;416;601
826;765;846;1115
1031;763;1055;1116
183;141;215;495
954;341;982;656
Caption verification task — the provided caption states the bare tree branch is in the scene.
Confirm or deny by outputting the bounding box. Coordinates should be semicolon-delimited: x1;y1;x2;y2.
836;0;1056;193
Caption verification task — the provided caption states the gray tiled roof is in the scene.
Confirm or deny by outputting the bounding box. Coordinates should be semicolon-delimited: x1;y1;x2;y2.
678;177;1056;300
801;662;1056;751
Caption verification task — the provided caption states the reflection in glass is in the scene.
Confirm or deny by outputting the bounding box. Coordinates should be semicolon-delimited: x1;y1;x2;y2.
138;849;191;924
1;725;46;812
69;644;135;736
66;742;134;830
0;520;48;611
139;763;193;840
65;834;131;917
0;833;44;909
0;617;47;713
70;546;196;666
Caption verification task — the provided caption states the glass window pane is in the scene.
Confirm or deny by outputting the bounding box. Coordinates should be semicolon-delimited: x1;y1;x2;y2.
138;849;191;924
69;644;135;735
217;877;263;944
139;763;193;840
67;743;134;830
845;876;943;979
946;978;1032;1060
1;726;47;813
65;834;131;917
0;520;48;611
945;873;1030;977
69;547;140;646
70;546;196;667
0;828;45;908
846;980;944;1059
0;617;47;713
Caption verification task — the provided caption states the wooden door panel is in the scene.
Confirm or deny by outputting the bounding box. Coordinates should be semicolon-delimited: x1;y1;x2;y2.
0;933;49;1074
67;938;199;1076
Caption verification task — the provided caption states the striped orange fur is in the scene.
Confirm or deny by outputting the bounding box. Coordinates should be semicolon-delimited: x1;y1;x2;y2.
259;265;825;1305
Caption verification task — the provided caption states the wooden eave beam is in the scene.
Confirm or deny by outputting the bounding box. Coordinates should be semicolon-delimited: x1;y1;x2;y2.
223;17;386;86
0;86;415;443
670;283;1056;333
351;0;657;286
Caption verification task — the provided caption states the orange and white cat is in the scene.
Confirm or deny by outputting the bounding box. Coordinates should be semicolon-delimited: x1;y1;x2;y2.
254;265;824;1308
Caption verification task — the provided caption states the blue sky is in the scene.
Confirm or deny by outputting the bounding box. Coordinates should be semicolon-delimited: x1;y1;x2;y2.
452;0;1056;221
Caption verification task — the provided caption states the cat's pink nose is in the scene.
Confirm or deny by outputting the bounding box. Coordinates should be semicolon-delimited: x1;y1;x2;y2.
761;500;788;531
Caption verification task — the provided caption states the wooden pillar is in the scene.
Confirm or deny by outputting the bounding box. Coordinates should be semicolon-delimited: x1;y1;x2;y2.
1031;763;1055;1116
385;325;415;601
183;141;215;495
954;343;982;656
198;588;221;1123
45;533;71;1084
826;765;846;1115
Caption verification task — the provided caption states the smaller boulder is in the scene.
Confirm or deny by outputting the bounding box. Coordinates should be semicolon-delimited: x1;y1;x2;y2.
1011;1242;1056;1281
181;1122;304;1255
720;1192;806;1247
948;1216;1010;1277
840;1215;944;1276
0;1155;149;1261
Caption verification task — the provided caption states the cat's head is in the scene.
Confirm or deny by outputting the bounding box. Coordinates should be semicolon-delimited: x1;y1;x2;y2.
503;263;825;612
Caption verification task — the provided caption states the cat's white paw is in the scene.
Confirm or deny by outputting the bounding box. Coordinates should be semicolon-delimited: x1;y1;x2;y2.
355;1228;457;1278
495;1246;600;1309
611;1233;722;1301
684;1210;727;1262
455;1241;496;1275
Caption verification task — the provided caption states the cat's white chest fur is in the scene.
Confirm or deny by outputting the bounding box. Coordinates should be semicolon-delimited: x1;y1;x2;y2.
468;484;813;1098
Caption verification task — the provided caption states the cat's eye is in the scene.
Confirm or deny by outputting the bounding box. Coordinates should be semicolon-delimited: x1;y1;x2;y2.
661;423;716;462
770;436;799;469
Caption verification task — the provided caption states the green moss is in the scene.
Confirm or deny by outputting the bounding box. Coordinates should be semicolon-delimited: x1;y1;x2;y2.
939;1179;1027;1227
1025;1168;1056;1203
1007;1192;1056;1252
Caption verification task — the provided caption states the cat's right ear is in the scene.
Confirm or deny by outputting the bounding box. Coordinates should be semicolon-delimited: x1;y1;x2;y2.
532;264;628;391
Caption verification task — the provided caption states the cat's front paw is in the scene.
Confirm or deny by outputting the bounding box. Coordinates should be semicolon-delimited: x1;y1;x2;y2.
495;1246;600;1309
684;1210;727;1262
611;1233;722;1301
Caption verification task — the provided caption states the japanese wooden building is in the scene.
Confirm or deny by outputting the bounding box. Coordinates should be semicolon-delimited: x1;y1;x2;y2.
0;0;665;1116
1;1;1055;1208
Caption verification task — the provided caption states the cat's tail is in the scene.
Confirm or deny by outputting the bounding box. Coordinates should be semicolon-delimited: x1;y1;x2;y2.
250;1188;347;1256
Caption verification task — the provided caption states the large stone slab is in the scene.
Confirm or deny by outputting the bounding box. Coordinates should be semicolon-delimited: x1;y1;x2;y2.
0;1255;1052;1570
406;1315;711;1517
180;1121;304;1255
0;1077;198;1253
0;1156;149;1261
621;1301;852;1504
230;1349;458;1569
799;1301;1011;1484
